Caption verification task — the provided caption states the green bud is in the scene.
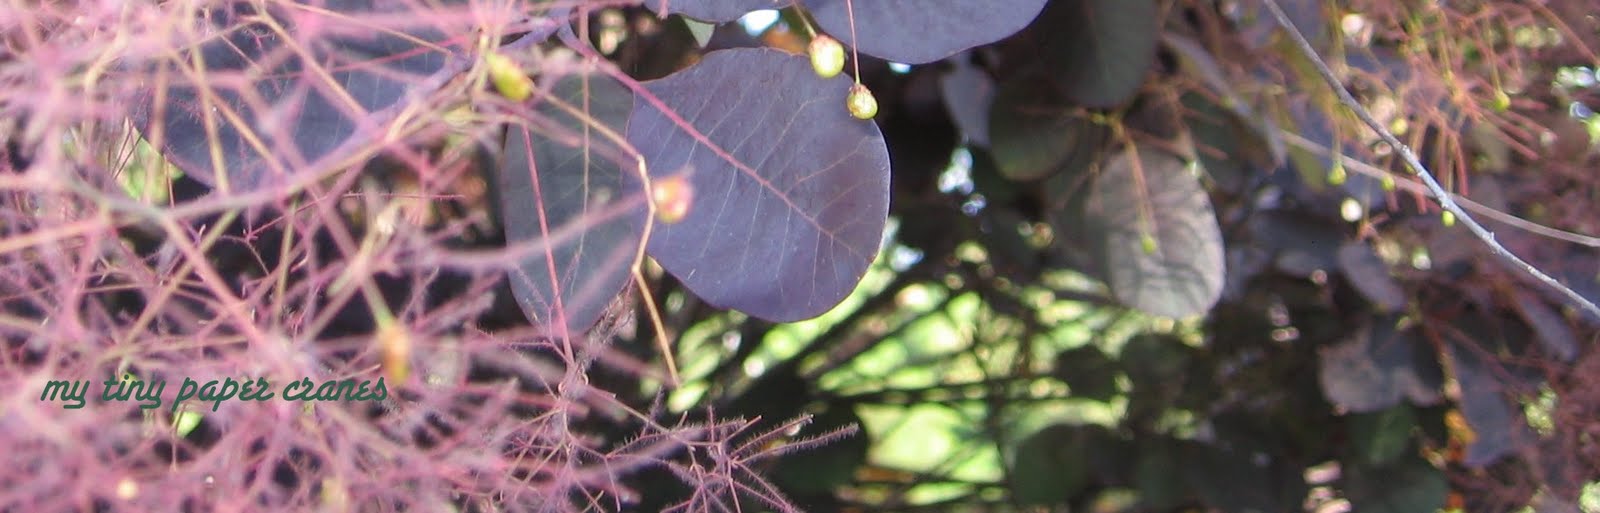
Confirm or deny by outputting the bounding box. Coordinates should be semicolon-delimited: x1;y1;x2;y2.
486;52;532;102
1493;89;1511;112
848;83;878;120
809;35;846;79
1327;161;1347;185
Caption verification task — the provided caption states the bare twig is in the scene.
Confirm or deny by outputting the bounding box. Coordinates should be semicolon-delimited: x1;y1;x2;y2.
1261;0;1600;322
1277;131;1600;249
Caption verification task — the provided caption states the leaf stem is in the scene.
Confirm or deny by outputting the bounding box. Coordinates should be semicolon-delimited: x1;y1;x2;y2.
844;0;862;84
780;5;817;39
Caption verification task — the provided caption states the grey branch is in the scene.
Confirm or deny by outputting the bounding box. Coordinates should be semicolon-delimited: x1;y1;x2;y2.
1261;0;1600;322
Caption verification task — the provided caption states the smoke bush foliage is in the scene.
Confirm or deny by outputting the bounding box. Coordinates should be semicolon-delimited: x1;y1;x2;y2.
0;1;878;511
20;0;1600;511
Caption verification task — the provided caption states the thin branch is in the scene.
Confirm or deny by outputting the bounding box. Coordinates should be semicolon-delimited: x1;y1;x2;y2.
1261;0;1600;322
1278;131;1600;248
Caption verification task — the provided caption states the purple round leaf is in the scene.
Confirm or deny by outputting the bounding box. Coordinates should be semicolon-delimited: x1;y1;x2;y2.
628;48;891;322
1037;0;1158;108
804;0;1048;64
1513;291;1578;362
1318;316;1444;413
1337;242;1407;312
130;0;462;192
1082;148;1225;318
646;0;786;23
940;59;995;146
499;74;648;334
1442;343;1527;467
989;71;1107;181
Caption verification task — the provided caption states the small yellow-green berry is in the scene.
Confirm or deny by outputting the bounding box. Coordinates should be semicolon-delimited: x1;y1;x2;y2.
809;35;846;79
1140;233;1159;255
1380;174;1396;191
174;409;203;438
652;174;694;224
1442;210;1456;227
1389;117;1409;136
486;52;533;102
1327;161;1347;185
847;83;878;120
1493;89;1512;112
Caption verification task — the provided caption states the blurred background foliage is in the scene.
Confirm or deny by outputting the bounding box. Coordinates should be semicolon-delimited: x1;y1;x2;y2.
591;0;1600;511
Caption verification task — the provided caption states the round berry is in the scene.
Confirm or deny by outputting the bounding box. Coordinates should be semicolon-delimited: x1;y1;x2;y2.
652;174;694;224
486;52;533;102
847;83;878;120
809;35;846;79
